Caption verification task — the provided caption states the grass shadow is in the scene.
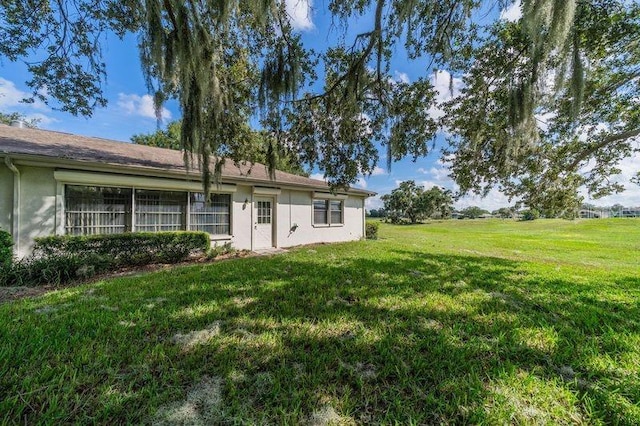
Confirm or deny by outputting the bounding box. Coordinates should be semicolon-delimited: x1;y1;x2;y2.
1;245;639;423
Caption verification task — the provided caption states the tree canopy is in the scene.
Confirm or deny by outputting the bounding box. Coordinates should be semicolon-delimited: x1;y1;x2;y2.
381;181;453;223
459;206;490;219
0;112;39;128
131;120;309;176
1;0;638;205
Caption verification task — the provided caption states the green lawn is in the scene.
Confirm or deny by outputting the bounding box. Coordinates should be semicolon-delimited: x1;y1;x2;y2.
1;219;639;424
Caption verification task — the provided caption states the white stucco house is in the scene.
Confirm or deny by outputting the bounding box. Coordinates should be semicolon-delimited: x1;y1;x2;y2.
0;123;374;258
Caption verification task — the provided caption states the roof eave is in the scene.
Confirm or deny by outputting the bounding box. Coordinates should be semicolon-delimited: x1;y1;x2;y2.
0;152;375;197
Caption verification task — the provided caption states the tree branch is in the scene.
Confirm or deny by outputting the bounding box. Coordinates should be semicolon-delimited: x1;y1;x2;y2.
293;0;385;103
568;127;640;170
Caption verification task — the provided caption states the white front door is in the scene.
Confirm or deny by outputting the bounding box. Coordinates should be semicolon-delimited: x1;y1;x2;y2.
254;197;274;249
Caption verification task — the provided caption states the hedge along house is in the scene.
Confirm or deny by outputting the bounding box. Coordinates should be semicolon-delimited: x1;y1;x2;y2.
0;123;375;258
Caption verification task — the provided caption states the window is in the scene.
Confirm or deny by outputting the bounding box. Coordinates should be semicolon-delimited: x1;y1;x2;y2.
313;200;328;224
136;189;186;232
330;200;343;224
190;193;230;235
64;185;232;236
65;186;132;235
257;200;272;224
313;199;343;226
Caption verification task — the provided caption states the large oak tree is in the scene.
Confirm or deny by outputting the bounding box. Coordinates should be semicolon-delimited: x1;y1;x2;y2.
1;1;638;206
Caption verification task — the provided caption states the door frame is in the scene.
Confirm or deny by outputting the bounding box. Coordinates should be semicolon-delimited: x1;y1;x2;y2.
252;195;276;249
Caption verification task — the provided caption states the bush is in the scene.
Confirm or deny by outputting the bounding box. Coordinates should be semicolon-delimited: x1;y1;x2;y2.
33;232;210;266
365;222;379;240
0;229;13;269
521;209;540;221
3;232;210;286
207;242;234;259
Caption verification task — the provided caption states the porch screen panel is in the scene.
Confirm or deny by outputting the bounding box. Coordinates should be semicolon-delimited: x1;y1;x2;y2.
65;185;132;235
189;193;230;235
135;189;186;232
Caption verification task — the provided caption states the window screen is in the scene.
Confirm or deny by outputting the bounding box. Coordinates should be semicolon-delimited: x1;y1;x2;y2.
65;185;132;235
190;193;231;235
135;189;186;232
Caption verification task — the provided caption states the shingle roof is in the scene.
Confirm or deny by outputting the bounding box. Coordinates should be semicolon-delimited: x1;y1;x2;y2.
0;124;374;196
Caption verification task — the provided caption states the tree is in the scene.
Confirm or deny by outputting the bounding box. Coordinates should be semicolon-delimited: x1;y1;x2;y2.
1;1;637;206
419;186;454;219
131;121;309;176
460;206;490;219
131;121;182;150
0;112;39;128
444;2;640;213
367;209;386;218
381;181;424;224
381;181;452;223
492;207;516;219
521;209;540;221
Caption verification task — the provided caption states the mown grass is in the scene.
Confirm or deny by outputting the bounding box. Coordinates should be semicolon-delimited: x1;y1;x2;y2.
1;219;639;424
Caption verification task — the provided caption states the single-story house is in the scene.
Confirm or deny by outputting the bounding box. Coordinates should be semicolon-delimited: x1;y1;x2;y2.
0;123;375;258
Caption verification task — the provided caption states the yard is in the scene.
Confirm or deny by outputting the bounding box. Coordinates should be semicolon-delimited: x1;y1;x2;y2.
1;219;639;424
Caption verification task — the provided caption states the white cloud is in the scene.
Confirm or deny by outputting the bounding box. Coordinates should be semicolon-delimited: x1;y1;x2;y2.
455;189;515;212
0;77;48;111
358;166;386;188
417;163;515;211
117;93;171;121
310;173;327;182
420;180;440;190
428;166;450;182
365;196;383;210
535;111;556;132
285;0;314;31
371;166;386;176
25;112;58;126
427;70;464;120
394;71;410;84
500;0;522;22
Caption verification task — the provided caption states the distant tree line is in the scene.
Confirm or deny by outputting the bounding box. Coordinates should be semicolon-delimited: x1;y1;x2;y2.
369;187;640;222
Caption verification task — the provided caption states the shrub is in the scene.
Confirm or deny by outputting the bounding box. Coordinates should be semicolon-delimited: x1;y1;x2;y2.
207;242;234;259
4;232;210;286
0;229;13;269
33;232;210;267
521;209;540;221
365;222;379;240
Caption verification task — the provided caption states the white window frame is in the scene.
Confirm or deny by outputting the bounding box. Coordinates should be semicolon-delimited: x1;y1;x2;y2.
312;193;346;227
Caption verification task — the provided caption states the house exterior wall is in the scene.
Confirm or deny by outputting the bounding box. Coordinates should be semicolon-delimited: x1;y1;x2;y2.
0;164;13;233
17;166;57;258
230;185;253;249
276;189;365;248
0;163;366;257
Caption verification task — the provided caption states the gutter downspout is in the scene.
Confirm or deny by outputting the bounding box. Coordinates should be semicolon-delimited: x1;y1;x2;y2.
4;156;20;255
362;197;366;240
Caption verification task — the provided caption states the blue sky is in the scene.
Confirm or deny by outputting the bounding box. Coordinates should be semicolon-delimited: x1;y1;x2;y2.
1;0;638;210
